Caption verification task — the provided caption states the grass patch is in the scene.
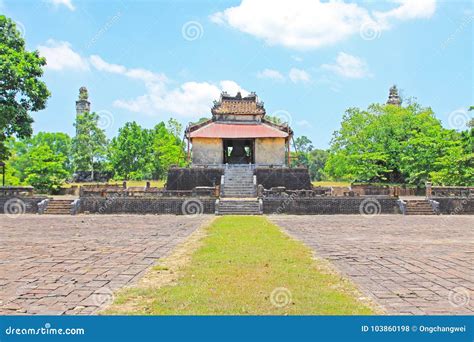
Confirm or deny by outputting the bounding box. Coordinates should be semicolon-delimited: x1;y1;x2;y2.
63;180;165;188
104;216;375;315
312;181;351;187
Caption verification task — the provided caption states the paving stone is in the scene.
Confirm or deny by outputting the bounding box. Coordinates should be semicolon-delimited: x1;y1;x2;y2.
0;214;208;315
271;215;474;315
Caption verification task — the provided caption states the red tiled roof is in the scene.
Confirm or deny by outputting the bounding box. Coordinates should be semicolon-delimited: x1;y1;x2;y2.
189;122;289;139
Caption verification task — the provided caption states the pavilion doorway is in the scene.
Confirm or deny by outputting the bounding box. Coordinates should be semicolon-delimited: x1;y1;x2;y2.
223;139;255;164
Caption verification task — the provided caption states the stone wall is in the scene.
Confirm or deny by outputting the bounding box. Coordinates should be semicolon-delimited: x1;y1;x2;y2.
0;196;48;214
255;137;286;165
263;197;401;215
72;171;114;183
191;138;223;165
79;197;216;215
166;167;223;190
256;167;312;190
431;197;474;215
430;186;473;198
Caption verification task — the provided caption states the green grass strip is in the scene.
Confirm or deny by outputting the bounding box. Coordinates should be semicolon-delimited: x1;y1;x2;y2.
106;216;374;315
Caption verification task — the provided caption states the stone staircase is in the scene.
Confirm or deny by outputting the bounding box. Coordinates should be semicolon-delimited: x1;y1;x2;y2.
404;199;436;215
217;165;262;215
217;198;261;215
221;165;257;198
44;199;73;215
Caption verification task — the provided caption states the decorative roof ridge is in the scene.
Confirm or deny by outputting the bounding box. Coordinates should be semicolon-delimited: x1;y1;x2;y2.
211;91;266;115
186;119;213;134
261;118;293;134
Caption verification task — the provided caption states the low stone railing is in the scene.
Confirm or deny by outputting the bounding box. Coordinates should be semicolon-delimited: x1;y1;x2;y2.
262;187;332;198
428;186;473;198
79;185;217;198
0;186;35;197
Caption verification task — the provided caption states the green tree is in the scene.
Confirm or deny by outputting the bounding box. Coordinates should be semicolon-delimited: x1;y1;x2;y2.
108;122;154;180
308;149;329;181
72;112;108;178
24;145;69;193
265;115;284;125
151;119;186;179
0;15;50;161
6;133;72;182
294;136;313;153
324;102;465;185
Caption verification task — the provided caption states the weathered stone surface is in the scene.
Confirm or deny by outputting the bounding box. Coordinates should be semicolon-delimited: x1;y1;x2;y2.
166;167;224;190
79;197;216;215
0;214;209;315
263;197;401;214
256;167;312;190
271;215;474;315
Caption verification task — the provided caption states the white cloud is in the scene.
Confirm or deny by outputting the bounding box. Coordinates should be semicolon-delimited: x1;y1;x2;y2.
38;40;247;117
114;80;249;117
92;57;248;117
46;0;75;11
210;0;436;50
257;68;285;81
89;55;167;84
38;40;88;71
296;119;312;128
375;0;436;28
321;52;371;79
289;68;311;83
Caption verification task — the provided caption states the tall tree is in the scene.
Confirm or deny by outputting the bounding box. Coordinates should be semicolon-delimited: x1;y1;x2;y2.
7;133;72;182
72;112;108;178
308;149;329;181
24;145;69;193
0;15;50;161
151;120;186;179
324;102;470;185
108;122;154;180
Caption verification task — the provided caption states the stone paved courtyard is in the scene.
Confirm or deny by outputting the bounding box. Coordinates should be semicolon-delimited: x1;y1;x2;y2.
0;215;210;315
271;215;474;315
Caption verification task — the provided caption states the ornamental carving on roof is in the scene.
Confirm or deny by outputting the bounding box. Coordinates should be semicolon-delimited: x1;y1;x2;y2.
211;91;266;115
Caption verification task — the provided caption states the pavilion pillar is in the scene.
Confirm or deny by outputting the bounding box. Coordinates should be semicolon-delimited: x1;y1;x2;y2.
186;138;191;164
287;139;291;167
0;162;5;187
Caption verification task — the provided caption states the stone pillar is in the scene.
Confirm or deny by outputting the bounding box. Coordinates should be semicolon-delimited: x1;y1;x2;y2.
76;87;91;116
426;182;432;198
75;87;91;136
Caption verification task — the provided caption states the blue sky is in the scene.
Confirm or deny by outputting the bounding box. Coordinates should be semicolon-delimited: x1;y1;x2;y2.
1;0;473;148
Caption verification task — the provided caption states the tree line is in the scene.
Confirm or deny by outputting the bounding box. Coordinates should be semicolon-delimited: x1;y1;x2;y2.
286;104;473;187
5;115;186;193
1;15;472;194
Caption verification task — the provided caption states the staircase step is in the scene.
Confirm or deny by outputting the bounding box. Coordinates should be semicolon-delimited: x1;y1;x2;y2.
44;199;73;215
404;200;435;215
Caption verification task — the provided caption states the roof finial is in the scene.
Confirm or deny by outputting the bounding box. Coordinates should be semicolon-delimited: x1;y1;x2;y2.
78;86;88;101
387;85;401;106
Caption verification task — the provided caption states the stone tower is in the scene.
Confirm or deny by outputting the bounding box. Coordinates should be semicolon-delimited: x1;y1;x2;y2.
76;86;91;116
387;85;401;106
